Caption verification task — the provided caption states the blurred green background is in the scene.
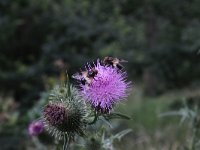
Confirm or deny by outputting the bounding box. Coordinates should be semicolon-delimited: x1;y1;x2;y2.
0;0;200;149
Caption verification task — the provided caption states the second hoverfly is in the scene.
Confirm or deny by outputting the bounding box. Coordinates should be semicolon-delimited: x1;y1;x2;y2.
103;56;128;70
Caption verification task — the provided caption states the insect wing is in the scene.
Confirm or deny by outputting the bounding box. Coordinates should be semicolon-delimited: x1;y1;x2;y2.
119;59;128;63
72;72;82;80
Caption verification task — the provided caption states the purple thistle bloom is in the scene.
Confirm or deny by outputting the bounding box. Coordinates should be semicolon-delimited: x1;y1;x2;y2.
76;60;131;113
28;120;44;136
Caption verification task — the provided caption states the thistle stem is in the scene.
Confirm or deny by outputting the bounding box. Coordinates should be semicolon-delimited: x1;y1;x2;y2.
63;133;70;150
191;127;197;150
88;111;98;125
190;106;199;150
66;71;71;97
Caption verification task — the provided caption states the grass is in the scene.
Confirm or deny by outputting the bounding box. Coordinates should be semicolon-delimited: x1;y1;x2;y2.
114;85;200;150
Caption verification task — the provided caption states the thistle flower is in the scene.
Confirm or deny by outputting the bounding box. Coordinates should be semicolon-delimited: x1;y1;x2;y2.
73;60;131;113
43;85;88;139
28;120;44;136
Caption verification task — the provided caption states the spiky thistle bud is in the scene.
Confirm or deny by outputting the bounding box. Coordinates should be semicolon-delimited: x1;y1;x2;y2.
43;84;88;139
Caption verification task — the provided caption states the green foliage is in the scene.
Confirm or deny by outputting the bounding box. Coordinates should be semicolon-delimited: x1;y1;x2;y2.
84;127;132;150
160;97;200;150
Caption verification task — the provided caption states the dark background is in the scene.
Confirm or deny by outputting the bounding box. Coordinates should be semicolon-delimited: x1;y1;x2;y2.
0;0;200;149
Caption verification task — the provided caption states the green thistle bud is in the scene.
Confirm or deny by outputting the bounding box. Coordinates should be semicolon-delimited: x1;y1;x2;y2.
43;84;88;139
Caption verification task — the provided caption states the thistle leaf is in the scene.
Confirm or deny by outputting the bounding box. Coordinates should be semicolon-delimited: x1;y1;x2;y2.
103;112;131;120
113;129;132;141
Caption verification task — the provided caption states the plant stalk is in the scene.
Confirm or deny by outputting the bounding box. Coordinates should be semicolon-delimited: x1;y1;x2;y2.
88;111;98;125
63;133;70;150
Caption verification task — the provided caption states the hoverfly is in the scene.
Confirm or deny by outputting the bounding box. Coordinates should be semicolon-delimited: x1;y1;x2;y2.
103;56;127;70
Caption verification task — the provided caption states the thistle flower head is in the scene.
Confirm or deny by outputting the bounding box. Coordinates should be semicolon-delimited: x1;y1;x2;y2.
43;84;88;139
28;120;44;136
74;60;131;113
43;103;69;132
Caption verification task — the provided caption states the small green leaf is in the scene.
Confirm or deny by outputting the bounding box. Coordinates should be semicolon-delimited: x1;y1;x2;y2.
113;129;132;141
66;70;71;97
103;112;131;120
